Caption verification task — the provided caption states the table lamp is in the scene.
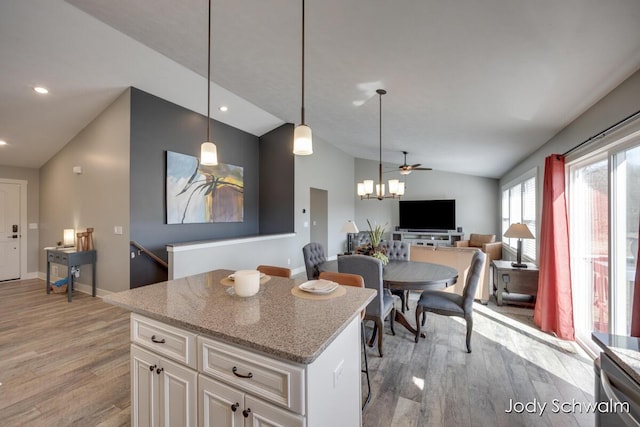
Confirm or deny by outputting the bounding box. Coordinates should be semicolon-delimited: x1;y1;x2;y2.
63;229;75;247
341;220;359;254
503;223;534;268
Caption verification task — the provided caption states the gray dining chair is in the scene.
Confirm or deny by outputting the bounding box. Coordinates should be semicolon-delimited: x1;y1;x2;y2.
414;250;485;353
302;242;326;280
338;254;395;357
379;240;411;312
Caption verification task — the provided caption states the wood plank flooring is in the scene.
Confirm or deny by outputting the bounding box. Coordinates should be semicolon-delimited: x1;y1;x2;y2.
0;279;595;426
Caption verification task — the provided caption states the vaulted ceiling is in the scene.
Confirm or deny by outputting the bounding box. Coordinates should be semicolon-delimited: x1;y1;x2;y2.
2;0;640;178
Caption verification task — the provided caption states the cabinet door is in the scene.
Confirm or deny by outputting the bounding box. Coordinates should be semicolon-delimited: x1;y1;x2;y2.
199;374;244;427
158;356;198;427
245;395;305;427
131;345;159;427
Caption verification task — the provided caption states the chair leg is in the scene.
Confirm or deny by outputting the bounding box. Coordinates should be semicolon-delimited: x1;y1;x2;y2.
404;291;410;312
375;319;384;357
389;308;396;336
414;305;423;343
361;321;371;411
465;314;473;353
368;322;377;348
421;310;426;326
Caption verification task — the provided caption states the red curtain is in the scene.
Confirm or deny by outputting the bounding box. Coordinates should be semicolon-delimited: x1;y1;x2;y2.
630;213;640;336
534;155;575;340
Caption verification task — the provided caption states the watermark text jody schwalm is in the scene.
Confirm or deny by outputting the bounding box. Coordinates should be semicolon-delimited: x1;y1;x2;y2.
505;398;629;416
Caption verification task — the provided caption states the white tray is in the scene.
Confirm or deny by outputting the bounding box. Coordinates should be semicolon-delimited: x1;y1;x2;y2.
299;280;339;294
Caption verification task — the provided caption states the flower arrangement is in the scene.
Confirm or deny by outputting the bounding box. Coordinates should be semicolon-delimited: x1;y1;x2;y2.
356;219;389;265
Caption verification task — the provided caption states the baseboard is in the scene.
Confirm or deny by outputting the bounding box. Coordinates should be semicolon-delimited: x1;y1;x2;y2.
36;271;113;298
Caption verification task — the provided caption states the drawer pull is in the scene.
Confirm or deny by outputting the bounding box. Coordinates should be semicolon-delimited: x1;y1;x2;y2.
151;335;166;344
231;403;239;412
156;367;164;375
232;366;253;379
149;364;157;372
242;408;251;418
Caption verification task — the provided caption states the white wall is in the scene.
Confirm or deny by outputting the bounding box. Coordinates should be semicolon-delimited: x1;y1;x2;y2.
354;158;500;239
39;89;131;294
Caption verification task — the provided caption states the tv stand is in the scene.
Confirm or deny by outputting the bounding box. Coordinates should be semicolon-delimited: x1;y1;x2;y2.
392;230;464;247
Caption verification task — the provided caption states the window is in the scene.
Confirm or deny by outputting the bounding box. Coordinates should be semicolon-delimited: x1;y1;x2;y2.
569;126;640;354
501;170;537;262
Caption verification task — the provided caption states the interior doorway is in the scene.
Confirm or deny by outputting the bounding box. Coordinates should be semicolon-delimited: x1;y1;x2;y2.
310;188;328;253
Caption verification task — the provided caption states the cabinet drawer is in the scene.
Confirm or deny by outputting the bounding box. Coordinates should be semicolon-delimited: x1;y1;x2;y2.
198;336;305;414
131;314;197;369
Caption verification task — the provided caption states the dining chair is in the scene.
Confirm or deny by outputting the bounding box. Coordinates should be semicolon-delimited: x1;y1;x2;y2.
256;265;291;278
414;250;485;353
338;254;395;357
302;242;326;280
379;240;411;312
319;271;371;411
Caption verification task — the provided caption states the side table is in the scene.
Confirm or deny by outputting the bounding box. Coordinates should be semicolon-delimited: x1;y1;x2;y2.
492;260;539;306
46;248;97;303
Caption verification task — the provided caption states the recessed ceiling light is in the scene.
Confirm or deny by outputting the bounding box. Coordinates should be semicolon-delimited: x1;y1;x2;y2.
0;140;8;146
219;106;228;112
33;86;49;94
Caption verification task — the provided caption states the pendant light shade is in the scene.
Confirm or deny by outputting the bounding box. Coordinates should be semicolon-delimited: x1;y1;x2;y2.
200;0;219;166
293;0;313;155
293;124;313;155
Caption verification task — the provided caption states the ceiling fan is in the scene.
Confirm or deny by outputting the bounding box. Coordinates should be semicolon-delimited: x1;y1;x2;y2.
398;151;432;175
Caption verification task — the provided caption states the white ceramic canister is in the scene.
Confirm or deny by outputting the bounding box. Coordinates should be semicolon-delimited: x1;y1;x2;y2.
233;270;261;297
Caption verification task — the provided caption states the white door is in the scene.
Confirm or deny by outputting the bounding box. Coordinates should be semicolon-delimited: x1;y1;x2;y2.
131;345;159;427
199;374;244;427
0;183;20;281
158;356;197;427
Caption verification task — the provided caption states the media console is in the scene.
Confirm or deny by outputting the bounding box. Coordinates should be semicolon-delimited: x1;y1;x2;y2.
392;230;464;247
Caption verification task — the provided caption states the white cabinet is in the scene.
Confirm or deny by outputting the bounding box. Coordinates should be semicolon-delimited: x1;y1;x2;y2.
131;344;198;427
199;374;304;427
392;230;464;246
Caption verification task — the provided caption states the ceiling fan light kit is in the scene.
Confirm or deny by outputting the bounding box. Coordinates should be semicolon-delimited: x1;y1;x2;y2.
357;89;405;200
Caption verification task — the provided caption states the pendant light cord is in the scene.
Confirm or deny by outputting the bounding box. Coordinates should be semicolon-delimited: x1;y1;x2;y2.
378;91;383;196
300;0;306;125
207;0;212;142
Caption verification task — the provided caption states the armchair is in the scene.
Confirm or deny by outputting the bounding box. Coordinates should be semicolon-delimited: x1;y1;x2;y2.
454;233;502;262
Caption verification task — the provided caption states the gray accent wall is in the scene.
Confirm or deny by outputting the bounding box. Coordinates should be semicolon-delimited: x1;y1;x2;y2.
259;124;294;234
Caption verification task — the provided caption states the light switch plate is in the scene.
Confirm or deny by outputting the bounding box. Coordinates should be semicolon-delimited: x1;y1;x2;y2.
114;226;123;235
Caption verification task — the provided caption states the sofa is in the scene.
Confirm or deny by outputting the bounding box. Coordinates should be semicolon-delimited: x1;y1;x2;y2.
409;245;490;303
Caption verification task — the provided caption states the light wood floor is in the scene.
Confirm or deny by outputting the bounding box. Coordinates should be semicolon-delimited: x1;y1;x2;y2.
0;279;595;426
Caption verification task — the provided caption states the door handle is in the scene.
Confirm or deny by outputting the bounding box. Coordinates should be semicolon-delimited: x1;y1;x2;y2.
9;235;18;239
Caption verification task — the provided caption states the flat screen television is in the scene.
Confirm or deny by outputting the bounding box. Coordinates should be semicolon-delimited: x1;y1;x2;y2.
399;199;456;231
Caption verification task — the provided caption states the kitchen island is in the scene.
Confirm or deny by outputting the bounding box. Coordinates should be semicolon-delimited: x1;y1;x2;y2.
104;269;376;427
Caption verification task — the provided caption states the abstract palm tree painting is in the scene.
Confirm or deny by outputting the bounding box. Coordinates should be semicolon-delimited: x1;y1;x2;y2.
166;151;243;224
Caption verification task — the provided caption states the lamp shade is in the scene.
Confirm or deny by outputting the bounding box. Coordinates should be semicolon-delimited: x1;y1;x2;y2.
63;229;75;246
340;220;359;234
200;142;218;165
293;124;313;155
504;223;534;239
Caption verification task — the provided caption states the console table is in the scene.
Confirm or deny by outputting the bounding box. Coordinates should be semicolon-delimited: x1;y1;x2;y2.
491;260;538;306
46;248;97;302
391;230;464;247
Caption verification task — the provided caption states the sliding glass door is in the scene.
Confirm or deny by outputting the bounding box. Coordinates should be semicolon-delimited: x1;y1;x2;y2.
569;139;640;353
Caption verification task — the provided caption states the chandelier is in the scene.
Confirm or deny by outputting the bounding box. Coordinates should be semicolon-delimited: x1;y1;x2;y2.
357;89;404;200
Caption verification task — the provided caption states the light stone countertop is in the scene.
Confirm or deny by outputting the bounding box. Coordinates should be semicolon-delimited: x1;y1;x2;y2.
104;269;376;364
593;332;640;383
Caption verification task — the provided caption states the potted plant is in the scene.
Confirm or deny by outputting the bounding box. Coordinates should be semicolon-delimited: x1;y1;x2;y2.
365;219;389;265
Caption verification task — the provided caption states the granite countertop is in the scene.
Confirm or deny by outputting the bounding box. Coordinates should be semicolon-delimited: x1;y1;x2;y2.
104;269;376;364
592;332;640;383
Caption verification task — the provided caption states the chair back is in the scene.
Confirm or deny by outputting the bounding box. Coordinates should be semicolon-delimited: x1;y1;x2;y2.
462;251;486;313
468;233;496;248
380;240;410;261
302;242;326;280
256;265;291;278
318;271;365;320
338;255;384;317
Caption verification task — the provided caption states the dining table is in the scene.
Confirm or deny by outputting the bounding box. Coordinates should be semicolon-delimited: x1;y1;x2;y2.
317;258;458;338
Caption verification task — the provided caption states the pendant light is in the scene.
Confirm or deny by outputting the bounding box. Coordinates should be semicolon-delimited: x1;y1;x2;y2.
200;0;218;166
357;89;404;200
293;0;313;155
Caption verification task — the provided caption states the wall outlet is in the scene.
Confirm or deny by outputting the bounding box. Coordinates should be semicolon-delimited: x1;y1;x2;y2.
51;265;59;277
287;258;291;265
333;359;344;388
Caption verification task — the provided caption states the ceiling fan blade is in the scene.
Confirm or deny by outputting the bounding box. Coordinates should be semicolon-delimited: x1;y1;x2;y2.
409;163;422;168
413;167;432;171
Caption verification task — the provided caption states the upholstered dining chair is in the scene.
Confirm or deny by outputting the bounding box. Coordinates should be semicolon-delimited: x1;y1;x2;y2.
302;242;326;280
414;250;485;353
319;271;371;410
338;255;395;357
256;265;291;278
379;240;411;312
